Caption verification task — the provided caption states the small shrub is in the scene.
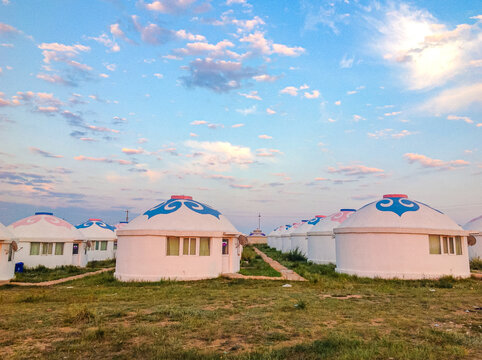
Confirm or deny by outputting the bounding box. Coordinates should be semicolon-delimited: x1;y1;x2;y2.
84;327;105;341
285;248;307;262
65;305;97;324
435;276;455;289
294;299;307;310
241;246;256;262
470;258;482;271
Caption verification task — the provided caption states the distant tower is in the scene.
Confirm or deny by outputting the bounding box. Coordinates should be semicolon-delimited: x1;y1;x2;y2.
248;212;266;244
125;210;129;222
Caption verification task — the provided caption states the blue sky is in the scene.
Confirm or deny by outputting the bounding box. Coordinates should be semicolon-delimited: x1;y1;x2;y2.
0;0;481;233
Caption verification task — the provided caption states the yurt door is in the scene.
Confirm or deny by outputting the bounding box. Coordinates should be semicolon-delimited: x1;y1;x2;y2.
221;238;231;272
72;242;81;266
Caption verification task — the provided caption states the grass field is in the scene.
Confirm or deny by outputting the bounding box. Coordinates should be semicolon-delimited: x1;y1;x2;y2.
0;248;481;359
12;259;116;283
239;246;281;277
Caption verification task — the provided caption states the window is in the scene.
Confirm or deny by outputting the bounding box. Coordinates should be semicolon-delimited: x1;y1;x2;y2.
429;235;441;254
432;236;462;255
42;242;53;255
55;243;64;255
114;241;117;250
222;239;229;255
100;241;108;251
183;238;196;255
199;237;210;256
73;243;79;255
455;236;462;255
30;242;40;255
167;237;180;256
95;241;99;250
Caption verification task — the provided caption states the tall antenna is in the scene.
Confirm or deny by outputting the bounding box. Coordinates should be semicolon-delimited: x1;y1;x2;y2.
125;210;129;222
258;213;261;230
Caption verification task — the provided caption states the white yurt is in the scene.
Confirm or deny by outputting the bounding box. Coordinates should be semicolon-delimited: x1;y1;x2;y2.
115;195;242;281
281;223;301;253
290;216;326;257
274;225;291;251
8;212;87;268
0;222;16;281
463;215;482;260
307;210;356;264
334;194;471;279
76;219;117;261
267;226;283;248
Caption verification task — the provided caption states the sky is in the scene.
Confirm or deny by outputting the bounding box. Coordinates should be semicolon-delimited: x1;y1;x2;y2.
0;0;481;234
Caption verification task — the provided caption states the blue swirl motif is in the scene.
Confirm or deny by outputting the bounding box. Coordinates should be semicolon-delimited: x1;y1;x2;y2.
76;221;115;232
144;199;221;219
76;221;93;229
375;197;420;217
96;221;116;232
307;217;322;225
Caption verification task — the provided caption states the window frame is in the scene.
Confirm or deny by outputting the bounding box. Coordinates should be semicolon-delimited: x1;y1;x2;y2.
429;235;463;256
166;236;180;256
30;242;40;256
55;242;64;255
199;237;210;256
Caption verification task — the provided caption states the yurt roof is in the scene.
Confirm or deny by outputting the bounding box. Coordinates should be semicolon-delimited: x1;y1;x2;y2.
0;222;14;242
268;225;284;236
463;215;482;232
280;222;303;236
118;195;238;234
76;219;117;240
8;212;85;241
307;210;356;234
292;216;326;235
335;194;465;234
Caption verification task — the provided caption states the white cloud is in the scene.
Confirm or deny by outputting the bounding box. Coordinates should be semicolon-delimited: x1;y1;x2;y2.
145;0;197;14
340;54;354;68
280;84;309;97
191;120;207;125
404;153;469;170
236;105;256;115
174;29;206;41
334;100;341;106
258;134;272;139
367;129;415;139
447;115;473;124
266;108;276;115
239;90;262;100
122;148;145;155
232;123;244;128
240;31;305;57
327;164;384;176
153;73;164;79
376;4;482;90
304;90;320;99
421;82;482;114
253;74;279;82
384;111;402;116
184;140;254;171
99;73;109;78
352;114;364;122
105;63;116;71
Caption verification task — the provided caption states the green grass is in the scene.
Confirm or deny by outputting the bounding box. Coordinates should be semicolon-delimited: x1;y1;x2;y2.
239;246;281;277
0;253;481;359
12;259;116;283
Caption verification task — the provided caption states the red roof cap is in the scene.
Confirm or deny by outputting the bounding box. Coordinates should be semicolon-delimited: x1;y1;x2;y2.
383;194;408;198
315;215;326;218
89;218;101;221
171;195;193;200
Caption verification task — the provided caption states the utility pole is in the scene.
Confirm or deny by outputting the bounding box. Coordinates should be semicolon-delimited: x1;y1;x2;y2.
258;213;261;230
125;210;129;222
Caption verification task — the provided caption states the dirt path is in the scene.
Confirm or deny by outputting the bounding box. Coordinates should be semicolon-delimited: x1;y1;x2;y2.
3;267;115;287
224;248;306;281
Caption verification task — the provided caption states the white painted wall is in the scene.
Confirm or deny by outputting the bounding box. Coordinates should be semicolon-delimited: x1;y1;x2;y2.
281;235;291;253
307;233;336;264
86;240;116;261
335;232;471;279
290;234;308;256
0;242;15;281
15;241;88;269
115;235;241;281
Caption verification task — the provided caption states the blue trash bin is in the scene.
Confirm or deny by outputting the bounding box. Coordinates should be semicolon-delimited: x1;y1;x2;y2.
15;262;24;273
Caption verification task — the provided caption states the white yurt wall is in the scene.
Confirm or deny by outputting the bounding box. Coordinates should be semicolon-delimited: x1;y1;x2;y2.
463;215;482;260
0;222;15;281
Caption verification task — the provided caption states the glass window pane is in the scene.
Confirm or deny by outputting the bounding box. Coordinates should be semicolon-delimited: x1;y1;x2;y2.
442;237;448;254
200;237;210;256
190;238;196;255
30;242;40;255
183;238;189;255
48;243;53;254
222;239;229;255
55;243;64;255
114;241;117;250
95;241;99;250
167;237;179;256
455;236;462;255
429;235;441;254
449;237;455;254
42;243;48;255
101;241;108;251
73;243;79;255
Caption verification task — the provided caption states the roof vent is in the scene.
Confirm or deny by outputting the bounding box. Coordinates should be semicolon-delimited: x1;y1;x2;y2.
171;195;193;200
340;209;357;212
315;215;326;218
35;212;53;216
383;194;408;199
89;218;101;221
